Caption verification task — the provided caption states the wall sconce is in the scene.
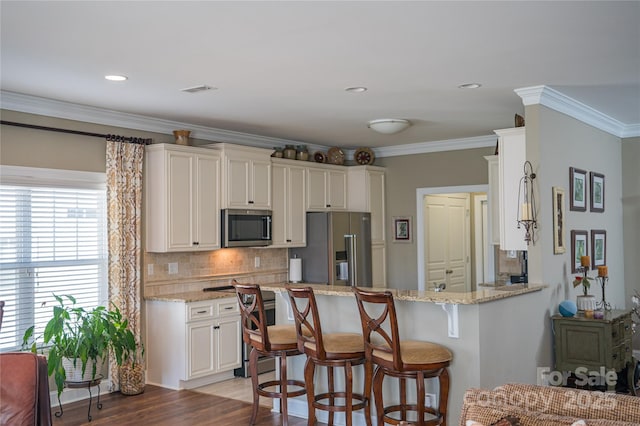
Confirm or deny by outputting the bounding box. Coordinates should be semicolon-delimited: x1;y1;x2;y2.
517;160;537;245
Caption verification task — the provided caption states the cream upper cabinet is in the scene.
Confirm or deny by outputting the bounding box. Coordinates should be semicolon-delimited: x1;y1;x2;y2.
495;127;527;251
306;165;347;211
484;155;500;245
207;144;272;210
271;160;306;247
347;166;386;244
145;144;220;252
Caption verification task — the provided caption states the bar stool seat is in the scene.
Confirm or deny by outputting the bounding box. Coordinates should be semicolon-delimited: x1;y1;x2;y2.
234;282;306;426
287;286;372;426
353;287;452;426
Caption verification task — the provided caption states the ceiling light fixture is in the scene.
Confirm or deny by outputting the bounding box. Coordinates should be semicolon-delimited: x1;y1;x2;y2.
345;87;368;93
180;85;216;93
105;75;128;82
367;119;412;135
458;83;482;89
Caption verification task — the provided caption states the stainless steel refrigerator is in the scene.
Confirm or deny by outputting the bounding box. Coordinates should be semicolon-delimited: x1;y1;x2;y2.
290;211;372;286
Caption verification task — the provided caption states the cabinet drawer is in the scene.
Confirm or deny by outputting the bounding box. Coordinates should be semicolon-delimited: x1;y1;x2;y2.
187;302;215;322
217;299;240;317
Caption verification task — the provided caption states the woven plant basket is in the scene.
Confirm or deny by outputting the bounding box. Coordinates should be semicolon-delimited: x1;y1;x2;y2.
119;364;145;395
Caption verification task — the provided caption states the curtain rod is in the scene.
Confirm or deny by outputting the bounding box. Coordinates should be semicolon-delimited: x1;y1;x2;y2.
0;120;153;145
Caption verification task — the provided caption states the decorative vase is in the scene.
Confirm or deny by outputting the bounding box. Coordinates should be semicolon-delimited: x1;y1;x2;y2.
576;294;597;312
271;147;283;158
173;130;191;146
283;145;296;160
296;145;309;161
119;364;145;395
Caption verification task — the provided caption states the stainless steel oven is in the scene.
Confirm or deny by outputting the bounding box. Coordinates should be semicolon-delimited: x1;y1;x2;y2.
234;290;276;378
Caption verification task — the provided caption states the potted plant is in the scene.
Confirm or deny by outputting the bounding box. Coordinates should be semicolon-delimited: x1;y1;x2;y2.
108;307;145;395
573;269;596;312
22;295;112;396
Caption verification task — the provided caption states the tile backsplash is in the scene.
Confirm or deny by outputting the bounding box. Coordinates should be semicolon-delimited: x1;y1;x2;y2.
144;248;288;296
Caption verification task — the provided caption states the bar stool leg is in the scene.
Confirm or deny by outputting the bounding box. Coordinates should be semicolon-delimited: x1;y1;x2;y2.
304;357;317;425
328;366;335;425
373;367;385;426
416;371;425;425
249;348;260;425
438;368;450;426
280;353;289;426
363;361;373;426
399;378;407;421
345;361;353;426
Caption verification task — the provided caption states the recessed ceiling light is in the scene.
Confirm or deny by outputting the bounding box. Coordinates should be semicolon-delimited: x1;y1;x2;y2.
458;83;482;89
345;87;368;93
105;75;128;82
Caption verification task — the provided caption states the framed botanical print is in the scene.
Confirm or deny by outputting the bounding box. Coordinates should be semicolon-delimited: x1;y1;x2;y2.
590;172;605;213
392;216;412;243
591;230;606;268
570;230;588;273
552;187;566;254
570;167;587;212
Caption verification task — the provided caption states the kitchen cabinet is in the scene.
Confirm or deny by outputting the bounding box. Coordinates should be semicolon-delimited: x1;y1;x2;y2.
146;297;242;389
552;310;635;392
484;155;500;245
495;127;527;251
145;144;220;252
271;160;306;247
348;166;387;287
207;143;272;210
307;165;347;211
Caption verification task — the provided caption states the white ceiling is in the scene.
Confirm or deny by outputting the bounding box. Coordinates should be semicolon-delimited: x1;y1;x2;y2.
1;1;639;150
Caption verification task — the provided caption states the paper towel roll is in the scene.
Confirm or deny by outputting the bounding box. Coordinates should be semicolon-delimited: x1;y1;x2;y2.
289;258;302;283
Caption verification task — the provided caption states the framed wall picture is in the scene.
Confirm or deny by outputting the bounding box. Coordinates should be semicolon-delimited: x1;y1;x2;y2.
570;230;589;273
552;187;566;254
569;167;587;212
591;229;606;268
392;216;412;243
590;172;605;213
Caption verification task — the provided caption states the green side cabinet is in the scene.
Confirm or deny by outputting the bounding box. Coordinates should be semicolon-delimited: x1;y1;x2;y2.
552;309;636;393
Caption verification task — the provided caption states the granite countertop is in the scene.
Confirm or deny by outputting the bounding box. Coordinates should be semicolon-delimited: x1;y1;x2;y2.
146;282;546;304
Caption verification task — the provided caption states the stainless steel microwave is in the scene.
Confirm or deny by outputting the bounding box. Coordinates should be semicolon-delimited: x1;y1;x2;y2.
221;209;272;248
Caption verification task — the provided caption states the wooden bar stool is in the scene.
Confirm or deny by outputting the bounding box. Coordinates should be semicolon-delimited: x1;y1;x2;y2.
286;286;371;426
234;282;306;426
353;287;452;426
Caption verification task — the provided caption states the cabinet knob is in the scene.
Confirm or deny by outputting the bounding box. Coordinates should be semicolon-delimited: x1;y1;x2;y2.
612;353;618;360
446;270;453;274
193;241;199;245
326;204;331;208
286;239;291;243
213;325;220;330
248;200;254;204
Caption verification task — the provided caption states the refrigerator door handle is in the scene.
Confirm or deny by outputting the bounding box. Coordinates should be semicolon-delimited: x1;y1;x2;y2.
345;234;357;286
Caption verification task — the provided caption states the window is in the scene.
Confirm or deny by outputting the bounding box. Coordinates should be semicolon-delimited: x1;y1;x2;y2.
0;166;107;352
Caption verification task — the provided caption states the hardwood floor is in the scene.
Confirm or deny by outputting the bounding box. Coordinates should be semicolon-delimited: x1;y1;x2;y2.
50;384;314;425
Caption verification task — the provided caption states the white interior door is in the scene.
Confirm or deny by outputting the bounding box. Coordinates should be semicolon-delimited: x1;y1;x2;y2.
424;193;470;292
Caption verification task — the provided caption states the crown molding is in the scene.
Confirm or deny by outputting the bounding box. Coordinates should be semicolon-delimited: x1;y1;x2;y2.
514;85;640;138
0;91;506;159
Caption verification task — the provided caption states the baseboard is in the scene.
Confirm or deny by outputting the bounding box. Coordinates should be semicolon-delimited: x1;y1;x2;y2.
274;397;371;426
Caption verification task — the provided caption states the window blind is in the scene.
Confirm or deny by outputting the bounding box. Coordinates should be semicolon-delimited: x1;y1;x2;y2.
0;181;107;352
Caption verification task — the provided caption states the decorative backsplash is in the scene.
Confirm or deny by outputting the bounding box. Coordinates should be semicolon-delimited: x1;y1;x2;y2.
144;248;288;296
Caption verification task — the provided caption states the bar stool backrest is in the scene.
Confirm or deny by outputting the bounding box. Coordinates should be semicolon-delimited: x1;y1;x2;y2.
233;281;271;352
352;287;403;371
286;286;326;359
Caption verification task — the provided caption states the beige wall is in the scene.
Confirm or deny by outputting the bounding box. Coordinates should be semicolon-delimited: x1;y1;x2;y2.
376;147;495;289
622;137;640;349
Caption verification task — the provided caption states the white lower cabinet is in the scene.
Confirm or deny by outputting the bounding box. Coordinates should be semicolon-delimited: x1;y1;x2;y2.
146;297;241;389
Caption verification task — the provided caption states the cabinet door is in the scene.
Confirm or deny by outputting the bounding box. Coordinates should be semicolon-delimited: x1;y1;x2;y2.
372;243;387;287
271;164;288;246
307;168;328;210
226;157;251;208
287;165;307;246
368;171;385;244
250;160;271;209
167;150;195;250
327;170;347;210
215;316;242;372
485;155;500;245
194;154;220;250
187;321;215;379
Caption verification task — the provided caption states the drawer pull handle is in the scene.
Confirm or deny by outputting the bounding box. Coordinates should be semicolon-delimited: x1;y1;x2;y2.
196;310;207;314
612;354;618;359
224;306;233;310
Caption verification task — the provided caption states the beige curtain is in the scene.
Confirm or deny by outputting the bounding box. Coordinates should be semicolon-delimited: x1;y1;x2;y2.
106;140;144;390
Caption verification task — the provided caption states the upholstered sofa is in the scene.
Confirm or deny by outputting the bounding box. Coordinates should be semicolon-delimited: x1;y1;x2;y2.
460;383;640;426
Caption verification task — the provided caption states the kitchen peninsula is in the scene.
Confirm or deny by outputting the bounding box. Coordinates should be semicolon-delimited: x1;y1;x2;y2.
261;282;548;425
146;282;548;425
